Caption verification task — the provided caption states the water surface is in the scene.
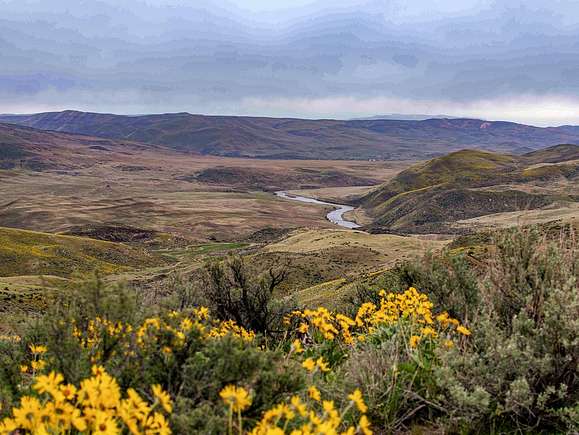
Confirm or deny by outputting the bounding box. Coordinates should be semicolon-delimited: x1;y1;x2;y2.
275;191;361;229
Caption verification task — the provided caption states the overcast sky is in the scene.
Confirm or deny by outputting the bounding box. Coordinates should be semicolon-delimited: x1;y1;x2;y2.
2;0;579;125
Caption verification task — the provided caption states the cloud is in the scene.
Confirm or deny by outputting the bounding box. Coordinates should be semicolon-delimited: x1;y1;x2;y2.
239;94;579;126
1;0;579;124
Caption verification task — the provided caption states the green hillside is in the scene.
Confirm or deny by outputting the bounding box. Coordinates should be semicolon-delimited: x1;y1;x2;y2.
0;226;166;278
362;149;519;208
361;145;579;234
522;143;579;164
367;187;558;234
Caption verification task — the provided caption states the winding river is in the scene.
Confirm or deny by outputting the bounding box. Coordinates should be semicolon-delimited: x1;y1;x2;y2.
275;191;361;229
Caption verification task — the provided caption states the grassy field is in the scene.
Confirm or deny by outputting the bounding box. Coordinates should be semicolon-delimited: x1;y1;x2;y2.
2;142;576;325
256;229;447;297
0;226;169;323
263;228;446;256
452;201;579;230
0;156;411;242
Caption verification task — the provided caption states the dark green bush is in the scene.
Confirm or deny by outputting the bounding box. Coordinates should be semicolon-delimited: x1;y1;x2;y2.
174;336;305;433
200;255;296;336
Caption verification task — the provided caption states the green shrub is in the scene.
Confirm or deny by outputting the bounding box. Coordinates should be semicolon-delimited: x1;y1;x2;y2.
348;251;480;323
343;225;577;433
1;225;576;434
434;227;578;433
200;255;296;336
174;336;305;433
338;325;444;432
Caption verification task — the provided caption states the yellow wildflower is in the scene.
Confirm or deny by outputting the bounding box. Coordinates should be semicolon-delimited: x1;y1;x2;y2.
307;386;321;401
219;385;252;412
302;358;316;372
91;365;106;377
456;325;471;336
92;410;119;435
347;389;367;413
152;385;173;413
34;372;64;400
31;360;46;371
409;335;421;348
29;344;47;354
420;327;437;337
60;384;77;401
358;415;372;435
12;396;42;430
290;396;308;417
291;339;304;353
316;357;330;372
194;306;209;320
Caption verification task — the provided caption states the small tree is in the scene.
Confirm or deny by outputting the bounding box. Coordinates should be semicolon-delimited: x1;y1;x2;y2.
200;255;293;336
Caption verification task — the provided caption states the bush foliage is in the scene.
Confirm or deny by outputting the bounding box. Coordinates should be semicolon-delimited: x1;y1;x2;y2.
0;226;576;434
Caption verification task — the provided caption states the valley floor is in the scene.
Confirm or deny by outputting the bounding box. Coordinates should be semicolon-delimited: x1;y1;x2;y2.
0;155;417;322
1;147;578;326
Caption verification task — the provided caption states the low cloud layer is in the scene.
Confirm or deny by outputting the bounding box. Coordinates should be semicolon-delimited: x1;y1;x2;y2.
2;0;579;125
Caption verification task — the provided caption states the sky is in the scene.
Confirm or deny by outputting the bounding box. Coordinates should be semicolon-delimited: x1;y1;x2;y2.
2;0;579;125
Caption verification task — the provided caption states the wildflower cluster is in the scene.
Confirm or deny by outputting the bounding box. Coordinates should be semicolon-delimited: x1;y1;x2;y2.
289;288;471;349
220;385;372;435
20;344;48;375
0;366;172;435
207;319;256;341
73;316;134;362
69;306;255;359
0;287;474;434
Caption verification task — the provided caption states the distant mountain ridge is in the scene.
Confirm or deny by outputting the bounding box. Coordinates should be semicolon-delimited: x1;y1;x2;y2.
350;114;457;121
2;110;579;160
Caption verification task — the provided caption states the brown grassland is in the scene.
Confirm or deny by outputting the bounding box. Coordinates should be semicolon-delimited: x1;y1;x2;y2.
0;153;410;241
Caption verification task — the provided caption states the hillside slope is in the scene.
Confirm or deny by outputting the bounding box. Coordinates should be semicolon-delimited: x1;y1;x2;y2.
0;122;166;171
521;143;579;164
360;145;579;234
3;111;579;160
0;226;165;278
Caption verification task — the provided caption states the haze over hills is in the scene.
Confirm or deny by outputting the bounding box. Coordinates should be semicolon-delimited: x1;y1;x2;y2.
3;110;579;160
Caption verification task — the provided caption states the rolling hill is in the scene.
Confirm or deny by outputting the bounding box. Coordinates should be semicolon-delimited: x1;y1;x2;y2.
360;145;579;234
0;122;166;171
0;226;167;317
0;226;165;278
3;110;579;160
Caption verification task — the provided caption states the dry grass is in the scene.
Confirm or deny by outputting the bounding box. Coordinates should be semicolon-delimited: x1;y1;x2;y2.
264;228;447;257
0;156;410;242
452;201;579;230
